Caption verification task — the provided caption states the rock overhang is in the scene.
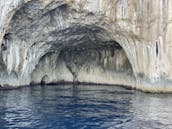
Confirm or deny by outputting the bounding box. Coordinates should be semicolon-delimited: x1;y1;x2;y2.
0;0;172;92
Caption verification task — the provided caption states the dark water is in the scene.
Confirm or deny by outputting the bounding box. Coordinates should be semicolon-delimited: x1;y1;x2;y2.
0;85;172;129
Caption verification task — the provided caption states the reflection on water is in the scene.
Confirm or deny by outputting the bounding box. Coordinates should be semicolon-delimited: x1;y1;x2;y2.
0;85;172;129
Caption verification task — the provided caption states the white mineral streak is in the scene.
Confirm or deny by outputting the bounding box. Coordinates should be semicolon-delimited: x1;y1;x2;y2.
0;0;172;92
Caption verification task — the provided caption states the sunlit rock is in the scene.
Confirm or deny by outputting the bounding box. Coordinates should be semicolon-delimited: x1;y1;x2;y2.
0;0;172;92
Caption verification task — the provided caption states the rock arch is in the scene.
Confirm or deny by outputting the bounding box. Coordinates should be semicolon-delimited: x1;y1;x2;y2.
0;0;172;92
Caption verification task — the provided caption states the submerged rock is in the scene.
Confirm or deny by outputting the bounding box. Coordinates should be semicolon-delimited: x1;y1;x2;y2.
0;0;172;92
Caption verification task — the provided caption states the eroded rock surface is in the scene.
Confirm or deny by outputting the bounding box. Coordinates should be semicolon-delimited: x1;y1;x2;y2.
0;0;172;92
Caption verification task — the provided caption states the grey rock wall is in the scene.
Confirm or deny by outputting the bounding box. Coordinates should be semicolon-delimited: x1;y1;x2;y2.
0;0;172;92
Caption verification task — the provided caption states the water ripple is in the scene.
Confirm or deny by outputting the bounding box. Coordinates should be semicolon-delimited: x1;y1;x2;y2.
0;85;172;128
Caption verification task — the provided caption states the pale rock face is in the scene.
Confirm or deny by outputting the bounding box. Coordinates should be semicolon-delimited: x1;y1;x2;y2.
0;0;172;92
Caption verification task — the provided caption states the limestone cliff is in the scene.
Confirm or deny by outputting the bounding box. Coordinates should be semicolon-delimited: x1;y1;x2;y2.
0;0;172;92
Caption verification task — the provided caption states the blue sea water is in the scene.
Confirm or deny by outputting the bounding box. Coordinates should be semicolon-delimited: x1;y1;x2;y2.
0;85;172;129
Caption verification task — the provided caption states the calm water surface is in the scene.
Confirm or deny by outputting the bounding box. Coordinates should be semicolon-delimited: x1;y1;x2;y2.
0;85;172;129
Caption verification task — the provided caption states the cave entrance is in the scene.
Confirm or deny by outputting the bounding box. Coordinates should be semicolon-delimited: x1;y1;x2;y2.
29;23;135;85
31;38;134;86
2;0;135;86
56;41;134;85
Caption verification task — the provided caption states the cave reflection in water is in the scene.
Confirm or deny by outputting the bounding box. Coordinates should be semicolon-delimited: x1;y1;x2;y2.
0;85;172;128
